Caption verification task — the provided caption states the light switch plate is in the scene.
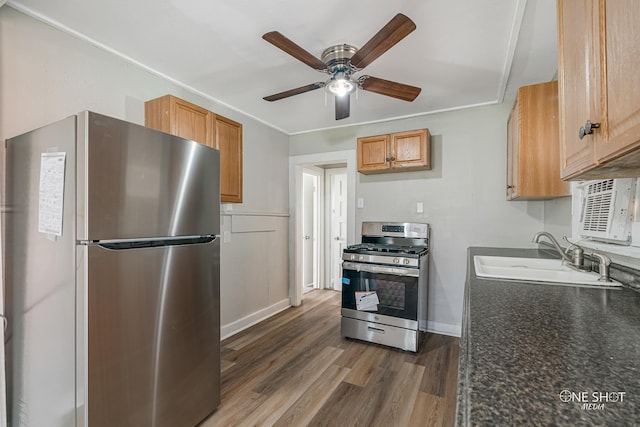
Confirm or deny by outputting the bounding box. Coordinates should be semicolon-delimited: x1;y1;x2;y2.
223;231;231;243
357;198;365;209
417;202;424;214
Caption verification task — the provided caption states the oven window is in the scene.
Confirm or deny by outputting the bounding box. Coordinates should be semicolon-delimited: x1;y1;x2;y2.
375;280;406;310
341;269;418;321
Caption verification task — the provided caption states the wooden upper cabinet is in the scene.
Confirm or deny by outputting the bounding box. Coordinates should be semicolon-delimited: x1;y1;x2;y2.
507;81;569;200
358;129;430;174
145;95;243;203
214;115;243;203
145;95;212;147
598;0;640;162
557;0;599;178
558;0;640;179
391;129;431;170
358;134;390;173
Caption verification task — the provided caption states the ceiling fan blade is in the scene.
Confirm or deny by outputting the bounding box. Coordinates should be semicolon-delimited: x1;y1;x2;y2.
263;31;327;71
263;82;325;102
350;14;416;70
335;95;350;120
360;76;421;102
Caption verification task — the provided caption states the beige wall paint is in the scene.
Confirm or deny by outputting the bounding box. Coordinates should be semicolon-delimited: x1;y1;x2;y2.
290;103;573;332
0;7;290;338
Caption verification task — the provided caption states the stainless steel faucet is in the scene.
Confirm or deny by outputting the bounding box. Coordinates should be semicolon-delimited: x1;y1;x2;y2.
531;231;612;281
531;231;573;263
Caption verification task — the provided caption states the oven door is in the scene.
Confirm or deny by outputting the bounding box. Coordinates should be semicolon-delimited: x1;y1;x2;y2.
341;261;418;322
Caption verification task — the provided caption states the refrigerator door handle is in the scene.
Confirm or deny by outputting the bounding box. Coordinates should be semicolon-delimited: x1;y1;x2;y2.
79;235;217;250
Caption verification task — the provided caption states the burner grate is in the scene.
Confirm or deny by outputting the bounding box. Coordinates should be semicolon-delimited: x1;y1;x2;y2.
345;243;427;256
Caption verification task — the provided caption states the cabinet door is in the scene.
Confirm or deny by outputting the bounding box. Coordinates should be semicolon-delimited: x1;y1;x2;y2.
171;98;212;147
391;129;431;170
357;135;390;173
597;0;640;161
518;82;569;198
214;115;243;203
506;101;519;200
557;0;600;178
144;95;211;147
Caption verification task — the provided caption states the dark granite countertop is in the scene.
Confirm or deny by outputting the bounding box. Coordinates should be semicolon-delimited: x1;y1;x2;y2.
456;247;640;426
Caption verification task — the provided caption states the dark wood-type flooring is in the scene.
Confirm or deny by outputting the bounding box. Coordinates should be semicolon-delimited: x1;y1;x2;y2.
201;290;460;427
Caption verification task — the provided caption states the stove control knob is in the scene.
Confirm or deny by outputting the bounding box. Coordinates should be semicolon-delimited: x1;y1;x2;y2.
393;258;400;264
403;259;410;265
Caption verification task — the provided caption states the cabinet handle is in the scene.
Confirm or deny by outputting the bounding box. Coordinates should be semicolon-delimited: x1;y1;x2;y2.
389;156;396;161
507;185;514;189
578;120;600;139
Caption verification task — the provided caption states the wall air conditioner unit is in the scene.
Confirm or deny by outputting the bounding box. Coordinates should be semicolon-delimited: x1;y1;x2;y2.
578;178;636;244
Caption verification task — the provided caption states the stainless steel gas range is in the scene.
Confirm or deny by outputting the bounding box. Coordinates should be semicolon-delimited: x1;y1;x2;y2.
340;222;429;352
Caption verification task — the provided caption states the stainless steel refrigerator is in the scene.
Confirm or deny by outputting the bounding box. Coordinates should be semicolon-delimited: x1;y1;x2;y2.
3;111;221;426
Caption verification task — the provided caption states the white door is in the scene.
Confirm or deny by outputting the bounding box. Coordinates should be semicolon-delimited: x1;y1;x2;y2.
302;171;319;292
326;168;347;291
290;151;355;307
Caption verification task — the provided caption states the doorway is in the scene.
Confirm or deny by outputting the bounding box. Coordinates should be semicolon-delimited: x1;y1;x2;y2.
302;168;322;293
301;166;346;294
289;150;357;307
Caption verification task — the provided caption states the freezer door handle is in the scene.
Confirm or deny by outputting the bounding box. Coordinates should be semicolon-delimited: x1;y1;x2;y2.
82;235;217;250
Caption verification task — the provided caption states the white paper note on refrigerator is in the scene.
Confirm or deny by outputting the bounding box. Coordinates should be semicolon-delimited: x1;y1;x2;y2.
38;152;66;236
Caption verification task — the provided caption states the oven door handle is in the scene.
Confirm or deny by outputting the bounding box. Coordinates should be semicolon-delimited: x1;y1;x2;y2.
342;261;420;277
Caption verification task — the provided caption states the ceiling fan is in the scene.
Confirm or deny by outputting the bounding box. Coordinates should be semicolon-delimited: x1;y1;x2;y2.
262;13;422;120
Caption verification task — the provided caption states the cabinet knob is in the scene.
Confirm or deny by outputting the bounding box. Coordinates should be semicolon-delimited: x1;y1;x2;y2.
578;120;601;139
507;185;514;189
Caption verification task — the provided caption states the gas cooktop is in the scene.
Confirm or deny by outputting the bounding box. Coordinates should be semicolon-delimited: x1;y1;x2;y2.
344;243;428;256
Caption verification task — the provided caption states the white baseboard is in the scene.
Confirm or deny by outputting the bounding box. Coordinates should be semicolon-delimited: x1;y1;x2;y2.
423;320;462;337
221;298;291;340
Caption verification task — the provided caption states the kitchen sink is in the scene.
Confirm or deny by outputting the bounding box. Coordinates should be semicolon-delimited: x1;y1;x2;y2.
473;256;622;288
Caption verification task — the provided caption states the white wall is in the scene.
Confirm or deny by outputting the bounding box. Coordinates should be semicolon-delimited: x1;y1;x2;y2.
543;196;572;237
0;7;290;338
290;103;554;334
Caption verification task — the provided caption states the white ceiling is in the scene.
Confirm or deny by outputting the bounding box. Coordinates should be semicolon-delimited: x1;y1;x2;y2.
7;0;558;135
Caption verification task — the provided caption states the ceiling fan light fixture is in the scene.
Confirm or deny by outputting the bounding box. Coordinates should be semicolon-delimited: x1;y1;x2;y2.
327;72;355;97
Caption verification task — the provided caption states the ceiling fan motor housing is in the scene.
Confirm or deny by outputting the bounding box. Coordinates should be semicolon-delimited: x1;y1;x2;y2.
321;44;359;73
322;44;360;97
